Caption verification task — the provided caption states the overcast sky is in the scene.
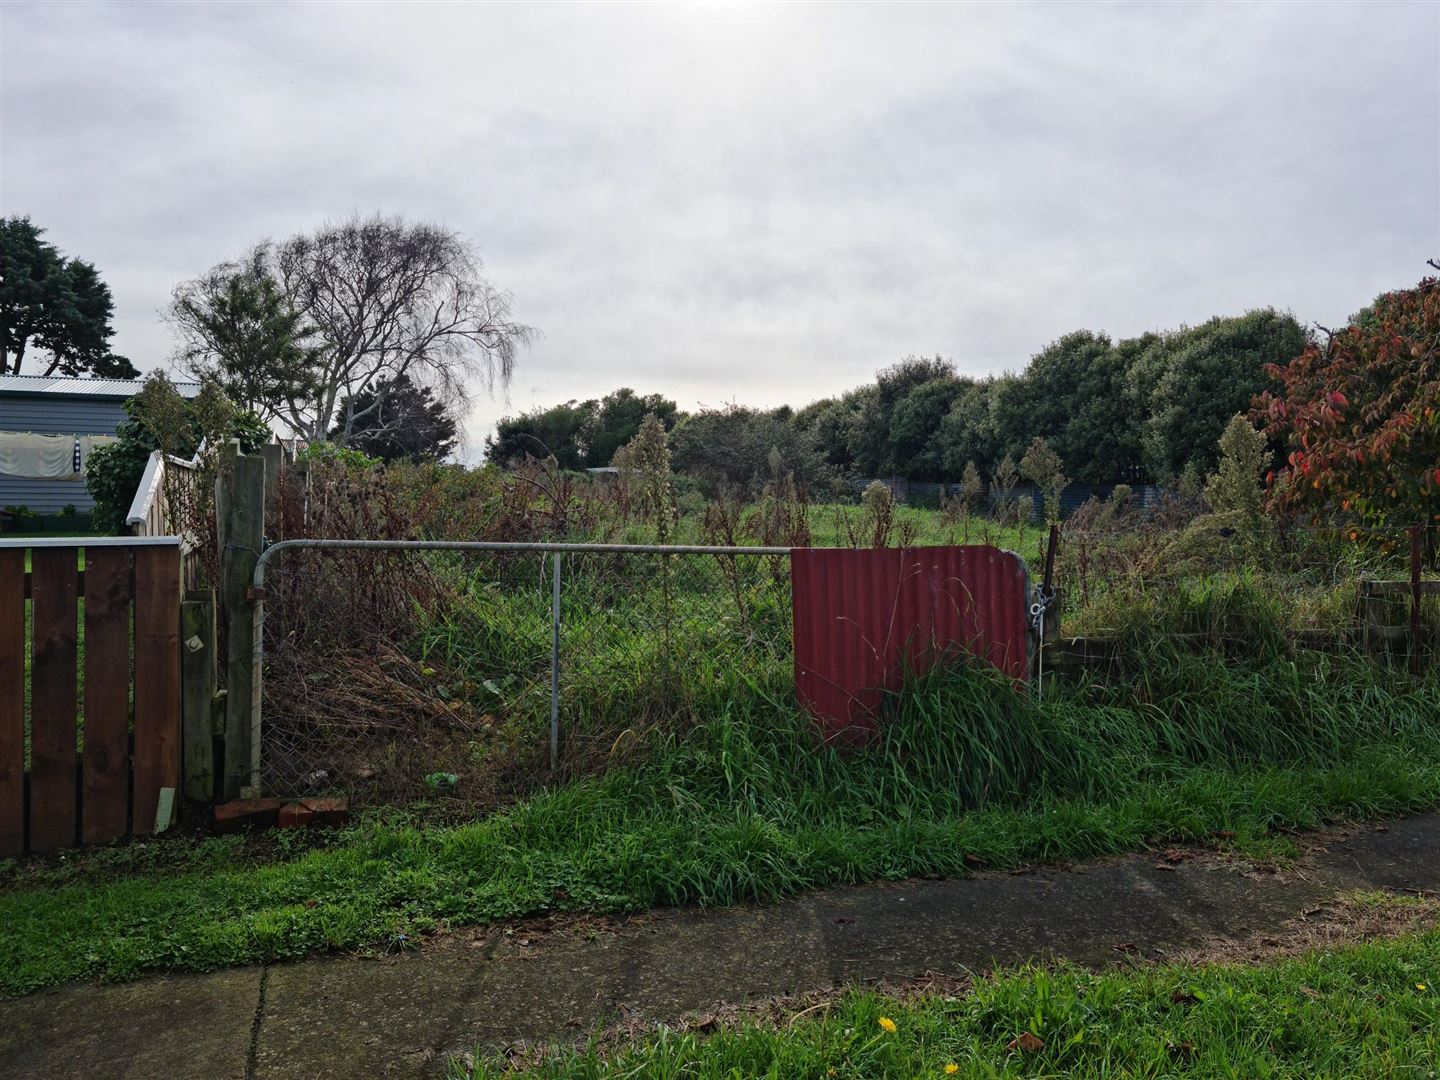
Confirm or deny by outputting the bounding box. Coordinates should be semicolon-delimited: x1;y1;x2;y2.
3;2;1437;459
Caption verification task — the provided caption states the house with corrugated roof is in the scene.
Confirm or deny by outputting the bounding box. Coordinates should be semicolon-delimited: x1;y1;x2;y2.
0;374;201;521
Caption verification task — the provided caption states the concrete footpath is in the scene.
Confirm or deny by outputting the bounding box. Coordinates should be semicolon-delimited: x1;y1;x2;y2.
3;815;1440;1080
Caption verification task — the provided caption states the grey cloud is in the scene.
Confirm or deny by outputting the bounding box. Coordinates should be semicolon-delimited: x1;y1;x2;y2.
3;1;1435;460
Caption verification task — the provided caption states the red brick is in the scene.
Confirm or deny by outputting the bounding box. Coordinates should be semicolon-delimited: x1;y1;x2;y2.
277;802;313;829
300;797;349;829
213;798;284;834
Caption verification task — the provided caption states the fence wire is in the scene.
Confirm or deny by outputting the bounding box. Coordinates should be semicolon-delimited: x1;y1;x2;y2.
258;545;793;806
1042;521;1434;665
254;524;1437;807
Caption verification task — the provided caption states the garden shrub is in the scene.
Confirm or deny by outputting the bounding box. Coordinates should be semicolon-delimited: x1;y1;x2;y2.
1258;272;1439;537
85;373;268;534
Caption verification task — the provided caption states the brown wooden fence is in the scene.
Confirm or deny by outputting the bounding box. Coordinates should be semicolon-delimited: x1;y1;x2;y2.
0;538;181;855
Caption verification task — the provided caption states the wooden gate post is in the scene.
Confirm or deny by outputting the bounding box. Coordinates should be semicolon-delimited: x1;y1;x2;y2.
261;442;285;527
217;442;266;798
181;590;218;801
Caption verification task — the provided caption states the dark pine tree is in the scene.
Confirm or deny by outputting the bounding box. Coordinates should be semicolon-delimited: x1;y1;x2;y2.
1;216;137;378
333;374;459;462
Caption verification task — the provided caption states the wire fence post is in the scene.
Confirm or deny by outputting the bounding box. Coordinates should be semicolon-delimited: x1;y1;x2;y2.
550;551;563;772
1411;524;1424;676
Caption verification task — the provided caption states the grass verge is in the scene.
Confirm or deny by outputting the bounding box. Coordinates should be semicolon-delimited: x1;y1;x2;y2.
2;654;1439;996
453;917;1440;1079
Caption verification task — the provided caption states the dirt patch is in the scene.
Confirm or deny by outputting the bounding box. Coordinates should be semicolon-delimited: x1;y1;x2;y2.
429;909;665;957
1166;887;1439;967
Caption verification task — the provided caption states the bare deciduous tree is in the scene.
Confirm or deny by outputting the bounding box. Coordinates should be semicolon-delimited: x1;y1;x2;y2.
172;214;534;444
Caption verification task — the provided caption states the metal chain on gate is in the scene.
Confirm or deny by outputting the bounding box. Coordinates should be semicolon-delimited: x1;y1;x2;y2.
1030;582;1056;700
1031;523;1060;700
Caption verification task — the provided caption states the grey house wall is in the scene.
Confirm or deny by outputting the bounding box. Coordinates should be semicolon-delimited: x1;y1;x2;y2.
0;396;127;513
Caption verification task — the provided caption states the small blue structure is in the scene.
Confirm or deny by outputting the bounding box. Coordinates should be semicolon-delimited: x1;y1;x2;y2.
0;374;200;516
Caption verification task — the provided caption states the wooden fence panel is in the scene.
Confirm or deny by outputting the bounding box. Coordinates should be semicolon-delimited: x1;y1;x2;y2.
82;547;133;844
29;548;79;852
0;550;24;857
132;546;180;834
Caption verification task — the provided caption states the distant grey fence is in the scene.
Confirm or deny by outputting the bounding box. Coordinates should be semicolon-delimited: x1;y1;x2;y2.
861;478;1164;517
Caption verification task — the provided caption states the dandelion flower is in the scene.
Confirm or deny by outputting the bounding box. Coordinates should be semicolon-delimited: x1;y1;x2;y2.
945;1065;959;1075
879;1017;897;1034
1418;983;1428;991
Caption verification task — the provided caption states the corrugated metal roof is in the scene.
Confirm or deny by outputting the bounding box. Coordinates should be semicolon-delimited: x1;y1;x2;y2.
791;545;1032;744
0;374;201;399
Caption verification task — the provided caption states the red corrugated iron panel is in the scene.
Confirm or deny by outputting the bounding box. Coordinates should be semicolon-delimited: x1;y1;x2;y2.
791;546;1030;743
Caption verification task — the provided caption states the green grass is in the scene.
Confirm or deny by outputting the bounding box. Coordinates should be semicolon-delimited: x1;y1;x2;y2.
455;928;1440;1079
2;651;1439;996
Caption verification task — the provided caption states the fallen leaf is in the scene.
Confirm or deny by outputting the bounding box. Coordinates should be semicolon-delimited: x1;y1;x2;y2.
1007;1032;1044;1053
1216;830;1236;840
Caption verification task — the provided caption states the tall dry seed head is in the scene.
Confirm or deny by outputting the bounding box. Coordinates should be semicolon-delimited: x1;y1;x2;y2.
614;411;676;542
1020;436;1068;525
1205;414;1268;520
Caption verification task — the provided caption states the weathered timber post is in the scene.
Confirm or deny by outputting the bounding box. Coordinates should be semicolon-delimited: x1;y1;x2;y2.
180;590;218;801
217;440;265;798
261;443;285;529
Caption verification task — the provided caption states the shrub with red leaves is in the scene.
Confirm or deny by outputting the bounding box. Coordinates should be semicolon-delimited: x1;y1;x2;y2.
1254;274;1440;530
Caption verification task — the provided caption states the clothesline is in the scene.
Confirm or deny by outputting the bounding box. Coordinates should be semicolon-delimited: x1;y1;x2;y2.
0;431;118;480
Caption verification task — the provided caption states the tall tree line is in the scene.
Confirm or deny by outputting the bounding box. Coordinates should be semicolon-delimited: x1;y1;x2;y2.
490;308;1308;490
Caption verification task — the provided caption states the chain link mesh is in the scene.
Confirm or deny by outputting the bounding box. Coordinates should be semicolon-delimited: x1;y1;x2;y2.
259;547;793;806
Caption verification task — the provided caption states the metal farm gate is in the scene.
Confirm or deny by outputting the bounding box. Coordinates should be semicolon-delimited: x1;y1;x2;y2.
247;540;1034;792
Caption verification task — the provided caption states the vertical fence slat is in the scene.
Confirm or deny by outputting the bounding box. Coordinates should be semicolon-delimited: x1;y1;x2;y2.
82;547;133;844
0;550;24;856
132;546;181;834
29;547;79;852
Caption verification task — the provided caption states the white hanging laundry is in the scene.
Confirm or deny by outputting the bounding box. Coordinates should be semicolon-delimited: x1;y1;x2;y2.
0;431;78;479
78;434;119;475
